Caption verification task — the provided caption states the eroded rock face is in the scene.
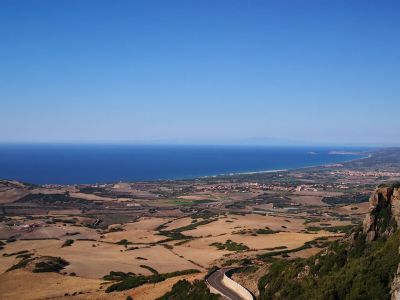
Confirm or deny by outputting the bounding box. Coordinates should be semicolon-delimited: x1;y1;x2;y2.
363;186;400;299
363;186;400;241
392;188;400;226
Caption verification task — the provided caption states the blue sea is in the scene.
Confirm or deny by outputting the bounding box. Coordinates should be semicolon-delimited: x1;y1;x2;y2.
0;144;367;184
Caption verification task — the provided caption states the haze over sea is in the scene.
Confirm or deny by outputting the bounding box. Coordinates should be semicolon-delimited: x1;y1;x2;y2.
0;144;367;185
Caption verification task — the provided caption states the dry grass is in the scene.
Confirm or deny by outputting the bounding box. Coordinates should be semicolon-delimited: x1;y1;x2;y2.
338;202;370;214
0;221;100;240
69;192;114;201
0;240;200;279
56;272;205;300
166;213;337;267
0;188;30;204
183;214;305;237
289;195;326;206
102;218;169;244
164;217;195;231
0;269;102;300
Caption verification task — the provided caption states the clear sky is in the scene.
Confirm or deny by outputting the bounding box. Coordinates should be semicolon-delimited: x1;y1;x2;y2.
0;0;399;146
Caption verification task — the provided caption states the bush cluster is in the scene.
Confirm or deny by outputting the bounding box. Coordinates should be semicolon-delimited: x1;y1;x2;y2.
258;230;400;300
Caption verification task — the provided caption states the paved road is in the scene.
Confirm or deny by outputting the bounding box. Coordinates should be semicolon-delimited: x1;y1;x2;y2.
206;267;252;300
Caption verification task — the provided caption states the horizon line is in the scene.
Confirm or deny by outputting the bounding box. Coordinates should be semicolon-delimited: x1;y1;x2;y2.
0;141;392;148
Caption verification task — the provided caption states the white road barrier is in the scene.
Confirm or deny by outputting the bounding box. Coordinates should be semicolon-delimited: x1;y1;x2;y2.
206;268;254;300
221;272;254;300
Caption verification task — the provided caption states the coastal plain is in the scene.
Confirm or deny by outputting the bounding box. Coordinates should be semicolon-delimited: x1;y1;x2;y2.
1;148;400;299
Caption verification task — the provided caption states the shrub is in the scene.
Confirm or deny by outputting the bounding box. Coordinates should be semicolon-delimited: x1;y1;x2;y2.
156;279;219;300
258;230;400;300
116;239;133;245
6;236;16;243
6;257;33;272
210;240;249;251
105;269;200;293
33;257;69;273
61;239;74;247
256;228;279;234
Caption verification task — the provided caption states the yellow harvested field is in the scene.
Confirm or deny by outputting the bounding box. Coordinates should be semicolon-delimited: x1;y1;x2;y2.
126;218;167;230
102;218;168;243
48;209;82;215
172;240;230;267
0;188;30;204
338;202;370;214
0;270;102;300
70;192;115;201
177;195;209;200
0;213;340;278
57;272;205;300
293;191;343;197
289;195;326;206
232;231;331;250
129;272;205;300
0;240;200;279
172;230;336;266
165;213;316;267
183;214;305;237
164;217;195;231
306;219;352;228
0;254;18;274
2;223;100;240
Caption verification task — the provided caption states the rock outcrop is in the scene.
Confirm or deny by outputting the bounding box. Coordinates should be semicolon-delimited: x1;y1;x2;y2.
363;185;400;241
362;185;400;300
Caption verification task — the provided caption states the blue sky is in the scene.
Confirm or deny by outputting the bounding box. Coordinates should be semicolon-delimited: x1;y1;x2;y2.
0;0;399;146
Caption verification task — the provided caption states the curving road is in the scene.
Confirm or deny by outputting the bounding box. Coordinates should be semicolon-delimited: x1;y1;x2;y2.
206;267;254;300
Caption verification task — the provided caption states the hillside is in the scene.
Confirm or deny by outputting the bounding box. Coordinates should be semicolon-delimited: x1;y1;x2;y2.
258;184;400;300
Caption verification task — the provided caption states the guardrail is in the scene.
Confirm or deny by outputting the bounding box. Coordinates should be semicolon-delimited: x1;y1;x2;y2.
206;268;254;300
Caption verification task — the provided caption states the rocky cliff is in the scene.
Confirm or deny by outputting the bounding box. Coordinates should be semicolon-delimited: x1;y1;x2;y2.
363;185;400;241
361;184;400;300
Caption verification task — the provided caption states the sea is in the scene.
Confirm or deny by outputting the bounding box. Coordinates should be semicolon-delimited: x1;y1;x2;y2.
0;144;368;185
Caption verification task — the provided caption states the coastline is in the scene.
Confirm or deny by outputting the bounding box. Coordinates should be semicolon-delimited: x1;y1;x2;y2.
200;153;370;180
0;146;373;185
